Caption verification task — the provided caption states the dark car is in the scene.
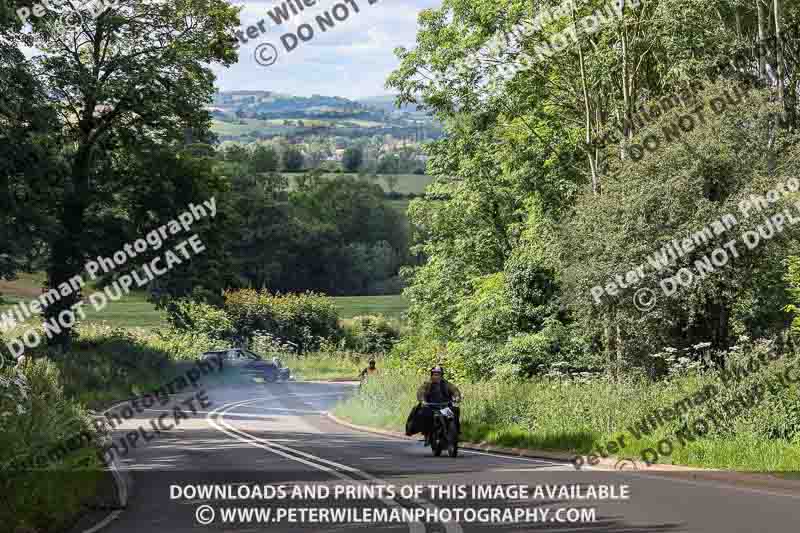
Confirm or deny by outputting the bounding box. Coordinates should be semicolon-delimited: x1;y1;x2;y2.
201;348;290;382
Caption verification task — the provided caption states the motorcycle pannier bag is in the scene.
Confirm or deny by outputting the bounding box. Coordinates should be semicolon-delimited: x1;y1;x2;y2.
405;405;421;436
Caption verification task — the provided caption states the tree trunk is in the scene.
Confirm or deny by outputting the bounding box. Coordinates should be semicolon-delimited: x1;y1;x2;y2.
774;0;787;125
574;9;600;194
757;0;768;81
45;148;92;351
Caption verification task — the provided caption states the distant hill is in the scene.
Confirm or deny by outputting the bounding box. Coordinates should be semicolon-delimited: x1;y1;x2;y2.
211;91;384;120
358;95;420;113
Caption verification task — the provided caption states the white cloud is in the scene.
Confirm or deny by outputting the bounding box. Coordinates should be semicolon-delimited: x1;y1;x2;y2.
213;0;440;99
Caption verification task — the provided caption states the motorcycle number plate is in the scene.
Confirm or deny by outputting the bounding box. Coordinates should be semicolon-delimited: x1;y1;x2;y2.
439;407;453;417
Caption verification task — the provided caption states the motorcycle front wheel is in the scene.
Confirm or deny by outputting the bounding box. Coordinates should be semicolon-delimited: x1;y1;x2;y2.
447;420;459;457
431;424;443;457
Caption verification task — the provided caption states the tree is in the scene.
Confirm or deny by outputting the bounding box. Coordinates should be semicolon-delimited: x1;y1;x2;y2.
386;0;800;375
0;8;60;283
283;147;304;171
24;0;240;348
342;147;364;172
377;154;401;174
252;144;279;172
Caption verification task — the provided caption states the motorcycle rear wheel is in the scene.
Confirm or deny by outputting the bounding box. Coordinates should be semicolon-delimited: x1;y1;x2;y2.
432;438;443;456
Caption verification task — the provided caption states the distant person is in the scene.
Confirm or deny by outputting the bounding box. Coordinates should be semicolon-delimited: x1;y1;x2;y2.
359;358;378;380
272;356;282;368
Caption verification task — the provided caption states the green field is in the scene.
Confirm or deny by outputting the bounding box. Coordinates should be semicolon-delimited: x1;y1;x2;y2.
1;273;407;329
212;118;387;137
331;295;408;319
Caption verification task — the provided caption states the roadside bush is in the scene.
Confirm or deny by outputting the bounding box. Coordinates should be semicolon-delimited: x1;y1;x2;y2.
0;360;105;532
342;315;399;353
0;332;15;370
165;299;235;340
386;332;448;374
224;289;340;352
0;359;97;468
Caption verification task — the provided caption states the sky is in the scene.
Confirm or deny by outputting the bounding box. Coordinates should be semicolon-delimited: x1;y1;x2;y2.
213;0;441;100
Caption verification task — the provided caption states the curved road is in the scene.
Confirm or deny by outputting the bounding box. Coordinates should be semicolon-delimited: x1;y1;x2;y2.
91;372;798;533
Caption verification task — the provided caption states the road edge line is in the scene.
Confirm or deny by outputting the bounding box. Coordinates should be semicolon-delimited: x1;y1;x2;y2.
324;412;800;495
324;412;574;463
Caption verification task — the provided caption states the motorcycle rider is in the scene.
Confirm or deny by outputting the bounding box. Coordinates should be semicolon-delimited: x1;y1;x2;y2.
416;366;461;446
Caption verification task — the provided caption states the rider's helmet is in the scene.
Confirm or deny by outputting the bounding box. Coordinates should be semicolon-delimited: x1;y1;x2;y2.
368;358;376;368
430;365;444;377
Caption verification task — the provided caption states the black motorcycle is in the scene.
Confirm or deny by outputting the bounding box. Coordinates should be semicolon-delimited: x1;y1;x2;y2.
422;401;459;457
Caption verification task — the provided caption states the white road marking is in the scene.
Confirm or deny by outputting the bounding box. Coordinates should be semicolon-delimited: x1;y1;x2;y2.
208;395;464;533
208;398;426;532
489;467;576;472
216;386;800;502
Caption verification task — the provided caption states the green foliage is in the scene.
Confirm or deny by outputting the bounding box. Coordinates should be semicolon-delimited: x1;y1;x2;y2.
783;256;800;339
252;144;280;172
217;165;408;295
0;360;94;467
454;273;517;342
283;147;305;171
342;147;364;172
563;82;800;363
339;341;800;470
0;360;105;532
341;315;400;353
387;0;800;375
165;299;235;341
224;289;340;352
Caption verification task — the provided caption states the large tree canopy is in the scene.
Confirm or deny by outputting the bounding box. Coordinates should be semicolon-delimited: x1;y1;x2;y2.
5;0;241;346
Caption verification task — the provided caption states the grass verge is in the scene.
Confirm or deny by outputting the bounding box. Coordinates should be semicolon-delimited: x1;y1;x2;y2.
283;352;367;382
1;325;229;532
334;361;800;471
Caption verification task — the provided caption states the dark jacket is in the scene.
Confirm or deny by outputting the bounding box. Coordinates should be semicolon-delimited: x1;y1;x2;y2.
416;379;461;403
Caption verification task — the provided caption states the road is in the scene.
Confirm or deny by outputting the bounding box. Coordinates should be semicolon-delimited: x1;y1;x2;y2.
89;370;799;533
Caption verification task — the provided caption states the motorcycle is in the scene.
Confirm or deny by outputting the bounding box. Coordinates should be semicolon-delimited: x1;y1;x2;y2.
422;401;459;457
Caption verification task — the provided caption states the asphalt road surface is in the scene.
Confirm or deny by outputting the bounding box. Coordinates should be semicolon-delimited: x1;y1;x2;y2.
92;369;799;533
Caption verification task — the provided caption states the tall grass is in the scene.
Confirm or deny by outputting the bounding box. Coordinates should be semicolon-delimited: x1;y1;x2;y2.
334;357;800;470
0;360;105;532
